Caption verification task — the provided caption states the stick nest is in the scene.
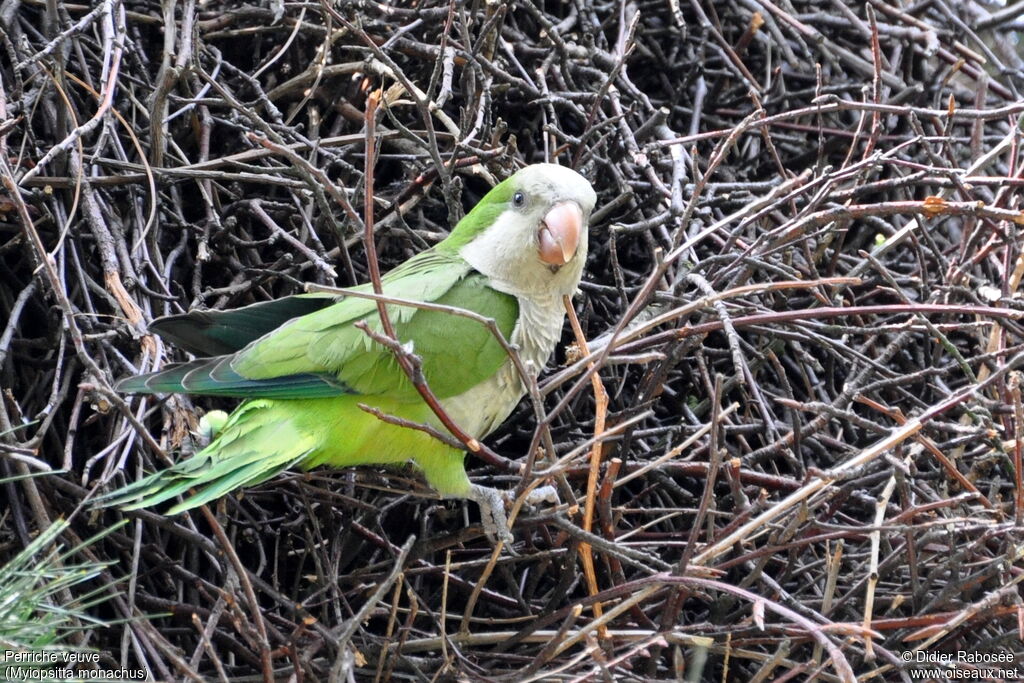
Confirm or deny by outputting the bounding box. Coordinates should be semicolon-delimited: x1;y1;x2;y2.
2;1;1023;680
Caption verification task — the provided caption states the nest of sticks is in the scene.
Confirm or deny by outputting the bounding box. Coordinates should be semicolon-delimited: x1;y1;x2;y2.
2;0;1024;680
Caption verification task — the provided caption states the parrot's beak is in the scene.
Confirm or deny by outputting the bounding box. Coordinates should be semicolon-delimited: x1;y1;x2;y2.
538;202;583;266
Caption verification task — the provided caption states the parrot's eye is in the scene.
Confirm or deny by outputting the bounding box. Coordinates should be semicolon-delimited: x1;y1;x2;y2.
512;192;525;208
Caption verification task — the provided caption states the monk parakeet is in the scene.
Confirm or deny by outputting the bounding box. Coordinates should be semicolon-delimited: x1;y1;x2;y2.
102;163;596;541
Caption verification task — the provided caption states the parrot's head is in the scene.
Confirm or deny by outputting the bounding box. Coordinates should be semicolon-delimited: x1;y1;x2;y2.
445;163;597;299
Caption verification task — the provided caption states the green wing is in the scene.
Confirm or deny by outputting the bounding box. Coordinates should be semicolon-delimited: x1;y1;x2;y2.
149;293;338;356
234;250;519;398
118;249;519;400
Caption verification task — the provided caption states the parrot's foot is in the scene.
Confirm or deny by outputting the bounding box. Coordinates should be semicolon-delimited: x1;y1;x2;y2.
466;484;560;545
521;484;559;507
468;484;514;544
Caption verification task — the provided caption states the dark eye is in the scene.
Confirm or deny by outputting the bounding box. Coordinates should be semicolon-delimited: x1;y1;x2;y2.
513;192;525;208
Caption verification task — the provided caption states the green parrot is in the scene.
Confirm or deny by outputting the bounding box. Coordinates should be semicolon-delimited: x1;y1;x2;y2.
101;163;597;541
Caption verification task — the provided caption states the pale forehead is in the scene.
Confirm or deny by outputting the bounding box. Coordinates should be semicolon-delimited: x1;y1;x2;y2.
514;164;596;210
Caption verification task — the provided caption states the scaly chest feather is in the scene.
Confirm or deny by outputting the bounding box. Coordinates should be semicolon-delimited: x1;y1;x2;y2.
439;294;566;438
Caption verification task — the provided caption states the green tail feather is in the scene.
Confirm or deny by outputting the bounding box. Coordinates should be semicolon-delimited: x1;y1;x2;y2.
96;401;315;514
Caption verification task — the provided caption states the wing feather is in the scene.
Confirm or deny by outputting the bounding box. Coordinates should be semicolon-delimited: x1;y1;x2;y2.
116;357;348;399
150;293;338;356
233;250;518;398
118;249;519;401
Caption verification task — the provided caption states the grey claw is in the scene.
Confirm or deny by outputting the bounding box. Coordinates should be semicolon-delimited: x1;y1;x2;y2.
468;484;513;544
523;484;559;507
465;484;558;547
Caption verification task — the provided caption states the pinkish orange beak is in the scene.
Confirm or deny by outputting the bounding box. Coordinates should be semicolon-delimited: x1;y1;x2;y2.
538;202;582;266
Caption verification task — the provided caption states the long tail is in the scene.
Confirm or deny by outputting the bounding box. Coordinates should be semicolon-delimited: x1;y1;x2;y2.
96;401;314;514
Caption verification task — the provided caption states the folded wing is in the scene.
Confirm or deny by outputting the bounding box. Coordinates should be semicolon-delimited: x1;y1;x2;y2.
119;250;518;401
